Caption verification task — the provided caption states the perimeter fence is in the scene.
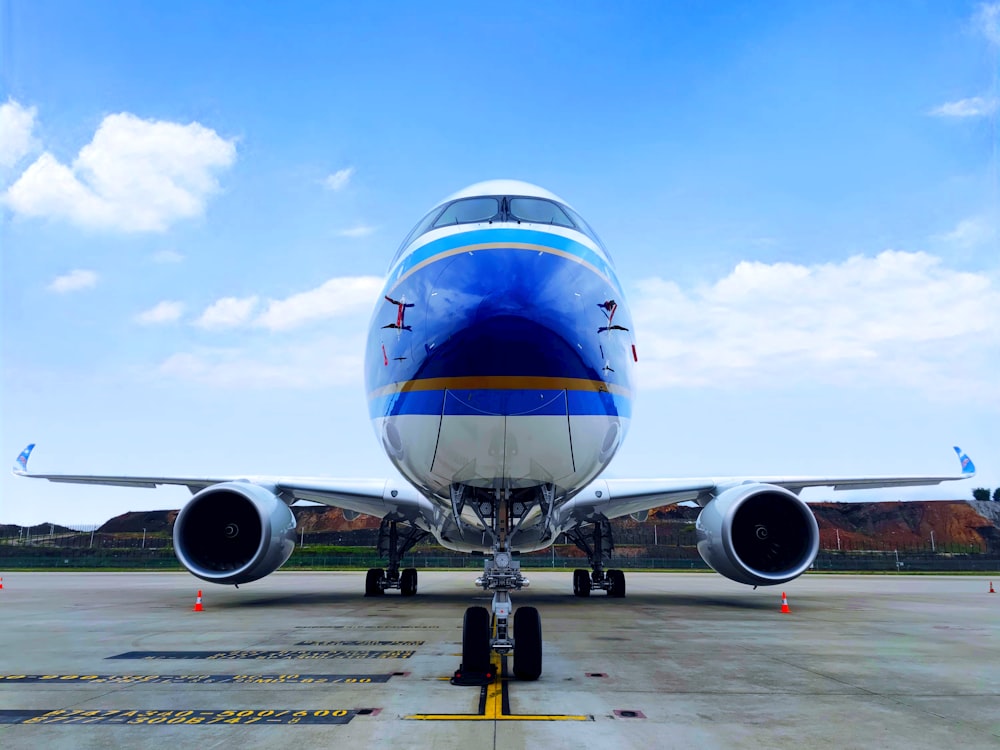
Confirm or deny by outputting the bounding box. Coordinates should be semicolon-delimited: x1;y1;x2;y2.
1;530;997;572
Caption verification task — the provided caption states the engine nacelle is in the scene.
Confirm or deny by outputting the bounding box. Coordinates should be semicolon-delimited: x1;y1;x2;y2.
696;483;819;586
172;481;296;585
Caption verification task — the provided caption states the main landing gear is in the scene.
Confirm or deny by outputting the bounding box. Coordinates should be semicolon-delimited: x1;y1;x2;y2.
365;518;428;596
565;518;627;598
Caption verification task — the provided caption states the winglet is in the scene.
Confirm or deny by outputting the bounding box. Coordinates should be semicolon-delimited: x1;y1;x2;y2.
13;443;36;476
953;446;976;476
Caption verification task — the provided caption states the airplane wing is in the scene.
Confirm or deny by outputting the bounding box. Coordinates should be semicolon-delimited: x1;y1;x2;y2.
559;446;977;523
12;443;431;522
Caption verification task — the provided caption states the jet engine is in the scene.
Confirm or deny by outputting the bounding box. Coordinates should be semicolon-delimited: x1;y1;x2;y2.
696;483;819;586
172;482;297;585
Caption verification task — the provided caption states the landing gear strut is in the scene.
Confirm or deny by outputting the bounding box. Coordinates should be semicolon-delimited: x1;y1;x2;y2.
456;486;544;681
565;517;626;597
365;518;428;596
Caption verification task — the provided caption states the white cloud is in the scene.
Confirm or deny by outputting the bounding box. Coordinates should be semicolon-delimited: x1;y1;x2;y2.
631;251;1000;400
930;96;999;118
3;112;236;232
935;216;996;247
190;275;381;335
256;275;382;331
136;301;185;324
156;337;365;389
47;269;98;293
195;296;259;329
323;167;354;191
974;2;1000;46
152;249;185;263
337;224;375;238
0;99;39;168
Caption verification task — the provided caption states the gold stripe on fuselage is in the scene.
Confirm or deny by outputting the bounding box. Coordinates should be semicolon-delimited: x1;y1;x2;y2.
367;375;632;402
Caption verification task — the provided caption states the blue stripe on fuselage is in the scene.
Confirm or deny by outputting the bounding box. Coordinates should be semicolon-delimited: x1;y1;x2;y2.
385;226;622;293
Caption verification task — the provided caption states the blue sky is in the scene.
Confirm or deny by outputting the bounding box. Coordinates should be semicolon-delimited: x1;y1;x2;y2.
2;1;998;526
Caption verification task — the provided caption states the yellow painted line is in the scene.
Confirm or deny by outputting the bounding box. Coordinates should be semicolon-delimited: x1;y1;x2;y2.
368;375;632;401
406;653;591;722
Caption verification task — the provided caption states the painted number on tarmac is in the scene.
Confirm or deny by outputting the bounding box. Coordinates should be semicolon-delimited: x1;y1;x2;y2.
295;640;424;647
0;674;391;685
0;709;359;725
107;650;415;660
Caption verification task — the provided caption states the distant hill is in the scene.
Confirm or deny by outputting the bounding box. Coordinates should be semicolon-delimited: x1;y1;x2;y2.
0;522;77;536
7;500;1000;552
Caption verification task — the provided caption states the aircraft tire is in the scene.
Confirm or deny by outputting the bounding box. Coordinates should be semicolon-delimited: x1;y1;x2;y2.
400;567;418;596
365;568;385;596
461;606;491;673
608;569;626;598
573;569;591;597
512;606;543;681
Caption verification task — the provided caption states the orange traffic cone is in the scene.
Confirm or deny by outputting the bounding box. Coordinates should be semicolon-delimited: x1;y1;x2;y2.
990;581;996;594
193;590;204;612
0;577;4;590
780;591;791;614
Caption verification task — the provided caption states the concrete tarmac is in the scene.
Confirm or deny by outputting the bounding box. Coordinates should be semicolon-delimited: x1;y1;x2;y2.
0;571;997;749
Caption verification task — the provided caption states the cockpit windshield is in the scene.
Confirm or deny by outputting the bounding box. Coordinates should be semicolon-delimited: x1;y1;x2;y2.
432;197;501;227
391;194;608;268
507;197;574;228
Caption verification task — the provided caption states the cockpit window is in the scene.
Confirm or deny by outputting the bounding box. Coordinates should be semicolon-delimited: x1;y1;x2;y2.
507;197;575;228
432;197;501;227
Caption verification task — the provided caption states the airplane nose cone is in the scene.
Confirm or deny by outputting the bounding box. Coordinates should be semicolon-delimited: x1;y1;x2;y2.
421;311;591;380
418;254;595;380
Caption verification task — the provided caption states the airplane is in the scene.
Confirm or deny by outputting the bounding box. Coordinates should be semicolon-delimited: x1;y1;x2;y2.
13;179;977;682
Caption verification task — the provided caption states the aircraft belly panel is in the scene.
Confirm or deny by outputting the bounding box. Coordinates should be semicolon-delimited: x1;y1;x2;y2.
429;413;576;489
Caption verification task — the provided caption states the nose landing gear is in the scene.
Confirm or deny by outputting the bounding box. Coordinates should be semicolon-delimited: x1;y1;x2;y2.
455;485;544;682
457;553;542;682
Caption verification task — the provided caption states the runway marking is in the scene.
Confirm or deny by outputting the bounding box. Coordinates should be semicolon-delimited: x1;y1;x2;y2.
295;640;424;647
295;625;440;630
0;674;393;685
0;708;363;726
406;656;592;722
108;650;415;660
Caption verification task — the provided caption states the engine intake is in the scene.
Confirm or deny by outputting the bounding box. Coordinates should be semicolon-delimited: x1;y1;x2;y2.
173;482;296;585
696;483;819;586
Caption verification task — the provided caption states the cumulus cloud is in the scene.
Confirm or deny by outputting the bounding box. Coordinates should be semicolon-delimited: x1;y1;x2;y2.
3;112;236;232
0;99;39;168
256;276;382;331
195;295;259;329
47;269;98;293
337;224;375;238
930;96;999;118
631;251;1000;399
323;167;354;191
136;301;185;324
